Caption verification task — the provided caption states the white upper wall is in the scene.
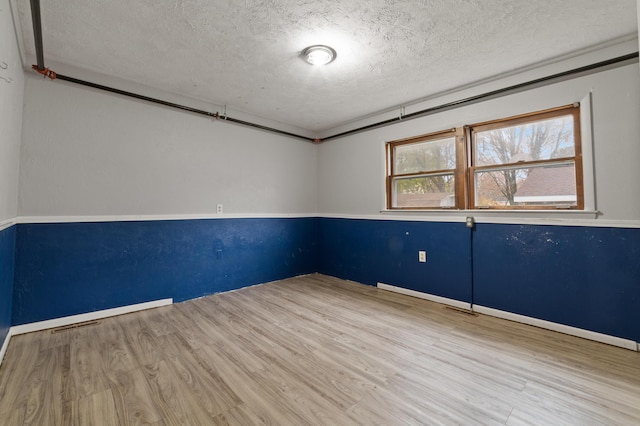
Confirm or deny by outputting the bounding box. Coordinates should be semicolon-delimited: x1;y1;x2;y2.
19;76;318;217
318;54;640;223
14;30;640;222
0;1;24;222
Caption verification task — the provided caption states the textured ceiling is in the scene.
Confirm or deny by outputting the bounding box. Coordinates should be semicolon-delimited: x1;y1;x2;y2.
16;0;638;133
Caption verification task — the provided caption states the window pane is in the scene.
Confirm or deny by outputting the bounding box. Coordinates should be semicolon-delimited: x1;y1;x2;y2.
475;164;577;207
394;137;456;174
475;115;574;166
394;175;455;208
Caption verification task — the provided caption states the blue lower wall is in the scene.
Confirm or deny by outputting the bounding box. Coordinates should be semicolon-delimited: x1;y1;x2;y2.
13;218;318;325
318;218;640;342
9;216;640;344
473;224;640;342
318;218;472;303
0;225;16;348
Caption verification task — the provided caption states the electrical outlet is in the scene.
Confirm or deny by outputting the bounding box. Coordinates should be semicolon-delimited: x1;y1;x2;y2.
419;250;427;262
466;216;475;228
216;204;223;214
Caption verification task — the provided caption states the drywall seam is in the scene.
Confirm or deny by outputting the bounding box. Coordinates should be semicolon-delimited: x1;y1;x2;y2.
10;298;173;335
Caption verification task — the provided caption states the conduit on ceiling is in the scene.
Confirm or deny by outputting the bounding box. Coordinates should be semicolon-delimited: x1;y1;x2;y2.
29;0;639;144
27;0;316;143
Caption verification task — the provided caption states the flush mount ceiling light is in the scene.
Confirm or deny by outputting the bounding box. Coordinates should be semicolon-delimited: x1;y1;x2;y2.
301;45;337;66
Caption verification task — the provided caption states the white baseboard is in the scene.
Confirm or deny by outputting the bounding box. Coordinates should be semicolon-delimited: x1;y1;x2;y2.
377;282;472;310
473;305;638;352
10;298;173;336
377;283;638;351
0;330;12;369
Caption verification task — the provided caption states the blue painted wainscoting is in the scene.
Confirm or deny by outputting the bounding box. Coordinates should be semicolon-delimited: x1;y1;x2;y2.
13;217;318;325
0;225;16;348
10;216;640;343
473;223;640;342
318;218;640;343
317;218;473;303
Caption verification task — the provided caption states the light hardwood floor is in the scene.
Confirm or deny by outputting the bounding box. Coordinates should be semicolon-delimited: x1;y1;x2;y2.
1;274;639;425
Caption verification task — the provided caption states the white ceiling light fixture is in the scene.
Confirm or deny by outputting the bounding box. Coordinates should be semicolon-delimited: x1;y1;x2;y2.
301;45;337;66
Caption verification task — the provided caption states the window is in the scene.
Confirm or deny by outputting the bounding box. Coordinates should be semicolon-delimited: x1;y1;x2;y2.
469;105;582;209
386;104;583;210
387;128;465;209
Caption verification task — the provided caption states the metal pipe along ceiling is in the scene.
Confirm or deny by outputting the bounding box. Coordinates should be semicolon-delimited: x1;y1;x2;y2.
52;74;312;142
29;0;45;70
27;0;316;143
28;1;639;143
322;51;639;142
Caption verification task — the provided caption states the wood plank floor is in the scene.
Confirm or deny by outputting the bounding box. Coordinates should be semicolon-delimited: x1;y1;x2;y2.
1;274;639;425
